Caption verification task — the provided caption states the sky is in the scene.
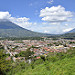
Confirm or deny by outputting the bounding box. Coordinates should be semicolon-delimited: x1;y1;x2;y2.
0;0;75;34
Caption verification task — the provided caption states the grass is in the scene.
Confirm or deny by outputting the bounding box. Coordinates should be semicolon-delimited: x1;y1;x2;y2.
6;48;75;75
15;56;75;75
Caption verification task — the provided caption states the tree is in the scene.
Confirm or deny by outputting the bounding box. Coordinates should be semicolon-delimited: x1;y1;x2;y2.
18;48;34;60
24;49;34;60
40;55;45;61
0;49;12;75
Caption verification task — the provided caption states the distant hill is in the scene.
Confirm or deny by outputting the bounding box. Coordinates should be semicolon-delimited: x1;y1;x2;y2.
60;28;75;38
68;28;75;33
62;28;75;38
0;20;74;38
0;20;51;37
62;33;75;38
0;19;23;29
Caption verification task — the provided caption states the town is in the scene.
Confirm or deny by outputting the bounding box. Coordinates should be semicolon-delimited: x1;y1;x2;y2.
0;37;75;62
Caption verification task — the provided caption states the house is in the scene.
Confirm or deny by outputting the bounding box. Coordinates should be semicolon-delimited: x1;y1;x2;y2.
36;56;40;59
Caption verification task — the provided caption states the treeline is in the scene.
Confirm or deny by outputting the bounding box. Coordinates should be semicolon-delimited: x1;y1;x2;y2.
0;37;44;40
0;32;75;40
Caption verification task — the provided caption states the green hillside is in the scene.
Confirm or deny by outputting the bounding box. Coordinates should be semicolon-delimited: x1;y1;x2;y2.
0;20;75;38
62;33;75;37
5;47;75;75
0;20;51;37
17;56;75;75
0;29;47;37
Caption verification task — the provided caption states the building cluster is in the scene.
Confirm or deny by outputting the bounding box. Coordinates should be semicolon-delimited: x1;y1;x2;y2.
0;38;75;61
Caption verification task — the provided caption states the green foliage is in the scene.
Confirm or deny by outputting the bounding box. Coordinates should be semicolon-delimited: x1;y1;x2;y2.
0;44;4;49
15;54;18;58
40;55;45;61
69;41;75;44
1;47;75;75
0;49;12;75
15;47;75;75
33;59;43;65
47;43;53;46
7;62;28;75
15;49;34;59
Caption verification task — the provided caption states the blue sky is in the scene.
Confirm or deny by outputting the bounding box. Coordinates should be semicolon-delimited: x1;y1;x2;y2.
0;0;75;34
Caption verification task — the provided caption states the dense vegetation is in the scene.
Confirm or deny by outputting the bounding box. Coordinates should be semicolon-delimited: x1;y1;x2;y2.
0;37;45;40
15;47;75;75
0;49;12;75
0;47;75;75
15;49;34;59
61;33;75;40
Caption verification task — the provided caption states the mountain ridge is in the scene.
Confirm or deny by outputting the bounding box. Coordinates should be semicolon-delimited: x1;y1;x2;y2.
0;20;52;37
68;28;75;33
0;20;75;38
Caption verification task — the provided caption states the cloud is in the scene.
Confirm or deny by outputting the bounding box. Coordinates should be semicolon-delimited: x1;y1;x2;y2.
65;24;68;26
44;30;49;33
40;5;73;23
0;11;32;28
63;28;73;32
42;22;47;25
33;22;37;25
0;11;11;19
9;17;32;28
47;0;54;4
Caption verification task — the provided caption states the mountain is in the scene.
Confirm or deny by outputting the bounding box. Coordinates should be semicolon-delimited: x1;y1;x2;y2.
0;20;51;37
60;28;75;38
68;28;75;33
0;20;74;38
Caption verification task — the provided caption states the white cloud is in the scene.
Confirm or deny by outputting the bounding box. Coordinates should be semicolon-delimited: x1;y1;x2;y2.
0;11;32;28
44;30;49;33
50;22;60;25
42;22;47;25
63;28;73;32
10;17;29;22
0;11;11;19
65;24;68;26
47;0;54;4
33;22;37;25
9;17;32;28
40;5;73;23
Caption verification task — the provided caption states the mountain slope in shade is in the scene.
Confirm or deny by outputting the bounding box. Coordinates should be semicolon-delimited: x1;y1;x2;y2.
0;20;51;37
61;28;75;38
0;20;24;29
68;28;75;33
